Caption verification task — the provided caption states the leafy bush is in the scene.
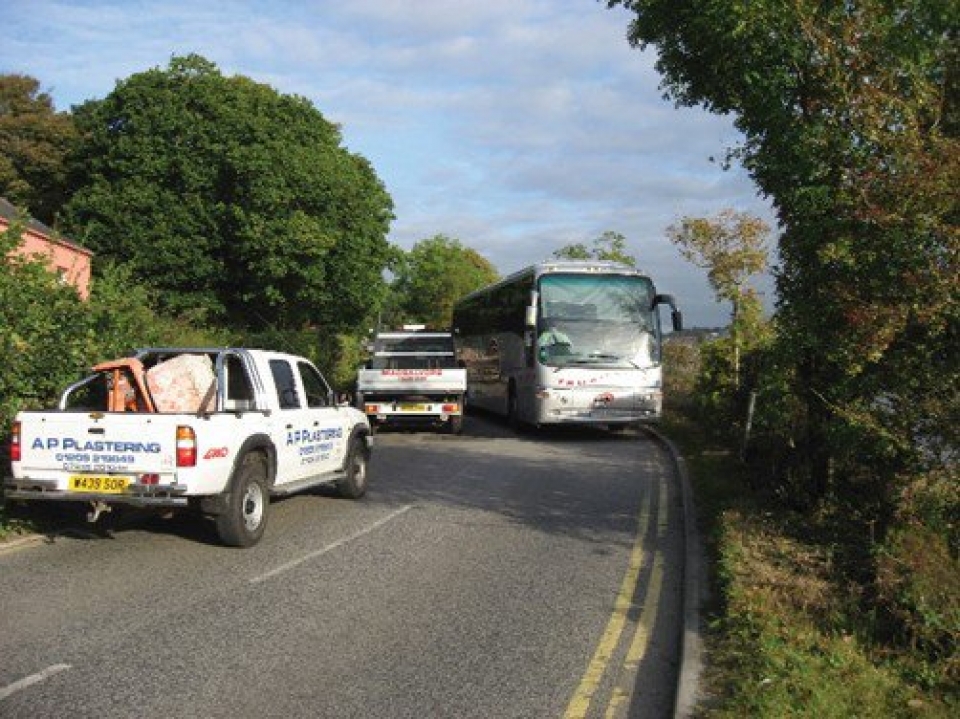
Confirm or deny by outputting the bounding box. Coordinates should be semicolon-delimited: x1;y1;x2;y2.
0;224;96;432
662;338;700;412
876;469;960;691
1;226;229;436
692;336;740;435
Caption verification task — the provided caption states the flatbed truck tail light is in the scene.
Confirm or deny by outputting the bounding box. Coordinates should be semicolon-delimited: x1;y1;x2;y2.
10;421;21;462
364;404;379;414
176;425;197;467
442;403;459;413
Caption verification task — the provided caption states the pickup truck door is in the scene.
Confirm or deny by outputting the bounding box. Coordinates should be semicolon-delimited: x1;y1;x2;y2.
267;358;345;485
295;359;347;474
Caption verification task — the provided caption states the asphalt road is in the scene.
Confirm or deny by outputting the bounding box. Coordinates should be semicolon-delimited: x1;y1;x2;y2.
0;413;685;719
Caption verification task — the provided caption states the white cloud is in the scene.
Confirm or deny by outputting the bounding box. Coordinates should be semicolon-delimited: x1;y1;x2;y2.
1;0;777;326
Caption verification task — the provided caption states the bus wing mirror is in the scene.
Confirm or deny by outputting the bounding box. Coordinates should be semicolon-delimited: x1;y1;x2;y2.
653;293;675;309
671;309;683;332
524;305;537;328
654;294;683;332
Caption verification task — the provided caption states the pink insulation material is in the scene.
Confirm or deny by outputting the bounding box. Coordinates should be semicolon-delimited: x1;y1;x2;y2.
146;354;217;413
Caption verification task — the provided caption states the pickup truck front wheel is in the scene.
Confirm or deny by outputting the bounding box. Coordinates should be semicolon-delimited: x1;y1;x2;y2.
336;439;369;499
216;452;269;547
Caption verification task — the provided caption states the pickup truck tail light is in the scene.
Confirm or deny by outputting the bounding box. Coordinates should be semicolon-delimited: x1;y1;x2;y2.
442;403;459;413
176;425;197;467
10;421;21;462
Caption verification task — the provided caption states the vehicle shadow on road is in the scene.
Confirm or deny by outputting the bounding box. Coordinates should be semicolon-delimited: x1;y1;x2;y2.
369;410;670;548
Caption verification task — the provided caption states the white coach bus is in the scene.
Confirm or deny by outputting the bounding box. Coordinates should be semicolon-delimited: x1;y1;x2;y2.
451;260;682;429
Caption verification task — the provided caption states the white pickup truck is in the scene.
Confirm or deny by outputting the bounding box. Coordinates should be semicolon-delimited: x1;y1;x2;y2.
4;348;372;547
356;328;467;434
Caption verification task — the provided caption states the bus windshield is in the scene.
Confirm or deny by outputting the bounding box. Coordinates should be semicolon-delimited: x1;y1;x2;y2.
537;273;658;368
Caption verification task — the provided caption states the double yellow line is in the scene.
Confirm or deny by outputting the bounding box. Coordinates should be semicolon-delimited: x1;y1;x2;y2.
564;478;669;718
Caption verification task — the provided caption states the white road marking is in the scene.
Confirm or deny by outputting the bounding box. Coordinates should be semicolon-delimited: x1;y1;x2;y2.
250;504;413;584
0;664;71;701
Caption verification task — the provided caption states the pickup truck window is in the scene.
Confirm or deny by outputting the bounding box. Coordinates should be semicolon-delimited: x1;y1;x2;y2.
224;354;256;411
64;373;110;410
269;359;301;410
297;361;330;408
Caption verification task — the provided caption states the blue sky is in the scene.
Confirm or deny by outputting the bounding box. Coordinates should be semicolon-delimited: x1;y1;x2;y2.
2;0;776;327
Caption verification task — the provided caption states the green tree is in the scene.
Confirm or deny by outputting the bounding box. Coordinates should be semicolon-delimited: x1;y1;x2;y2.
0;74;77;225
63;54;394;333
667;209;770;387
608;0;958;500
553;230;638;266
608;2;959;692
391;235;499;328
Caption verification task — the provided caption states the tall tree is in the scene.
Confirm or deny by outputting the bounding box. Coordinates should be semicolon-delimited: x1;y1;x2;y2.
667;209;770;386
391;235;499;328
0;74;77;225
608;0;959;498
63;55;395;332
553;230;638;266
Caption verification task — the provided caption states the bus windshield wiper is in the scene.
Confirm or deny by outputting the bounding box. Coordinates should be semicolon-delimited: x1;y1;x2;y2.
569;353;640;368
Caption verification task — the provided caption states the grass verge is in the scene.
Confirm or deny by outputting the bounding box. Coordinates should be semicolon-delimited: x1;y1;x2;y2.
0;501;38;542
661;409;956;718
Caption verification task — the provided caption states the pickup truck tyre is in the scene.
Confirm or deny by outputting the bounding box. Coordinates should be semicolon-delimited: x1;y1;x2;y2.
216;452;269;547
336;439;368;499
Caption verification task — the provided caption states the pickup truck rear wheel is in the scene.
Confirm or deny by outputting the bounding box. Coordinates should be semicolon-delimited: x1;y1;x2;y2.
216;452;268;547
336;439;368;499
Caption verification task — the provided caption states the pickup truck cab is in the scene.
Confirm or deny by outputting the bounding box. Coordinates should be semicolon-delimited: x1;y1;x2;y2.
5;348;372;547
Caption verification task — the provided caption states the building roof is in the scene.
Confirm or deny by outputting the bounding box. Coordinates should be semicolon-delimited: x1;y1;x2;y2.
0;196;89;253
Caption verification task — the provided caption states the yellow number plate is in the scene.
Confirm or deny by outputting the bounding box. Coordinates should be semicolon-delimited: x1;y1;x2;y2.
399;404;427;412
68;475;131;494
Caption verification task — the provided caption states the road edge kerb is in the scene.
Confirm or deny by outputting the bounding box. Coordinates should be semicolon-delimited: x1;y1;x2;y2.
0;532;46;553
641;426;705;719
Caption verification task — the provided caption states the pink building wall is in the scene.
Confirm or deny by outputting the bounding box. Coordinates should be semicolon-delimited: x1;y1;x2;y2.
1;216;93;300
